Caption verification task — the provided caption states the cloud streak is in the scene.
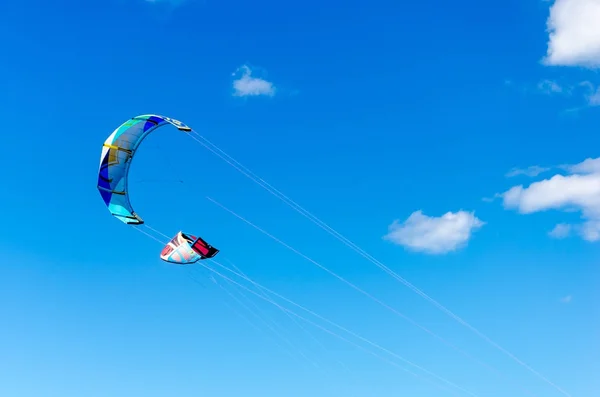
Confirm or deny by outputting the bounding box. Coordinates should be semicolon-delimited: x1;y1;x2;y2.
506;165;551;178
384;210;484;254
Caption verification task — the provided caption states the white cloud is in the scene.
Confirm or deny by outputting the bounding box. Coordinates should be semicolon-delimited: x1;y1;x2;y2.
543;0;600;68
549;223;572;238
506;165;551;178
563;157;600;174
383;210;484;254
502;174;600;214
232;65;275;97
501;158;600;241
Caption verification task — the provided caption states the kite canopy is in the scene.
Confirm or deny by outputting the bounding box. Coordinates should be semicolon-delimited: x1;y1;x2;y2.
160;231;220;264
97;114;192;225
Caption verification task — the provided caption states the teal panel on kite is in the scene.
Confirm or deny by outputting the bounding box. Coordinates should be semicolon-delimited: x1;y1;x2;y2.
160;231;220;264
97;114;192;225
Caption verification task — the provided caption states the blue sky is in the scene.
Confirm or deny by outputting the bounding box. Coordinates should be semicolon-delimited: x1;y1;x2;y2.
1;0;599;396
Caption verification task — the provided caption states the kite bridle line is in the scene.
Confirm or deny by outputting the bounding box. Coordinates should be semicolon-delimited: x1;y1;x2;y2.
183;129;571;397
132;224;479;397
203;197;546;397
135;224;322;371
190;265;323;372
219;256;352;373
132;126;545;397
142;223;351;373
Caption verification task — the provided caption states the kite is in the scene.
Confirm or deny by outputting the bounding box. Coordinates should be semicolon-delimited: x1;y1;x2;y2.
160;231;220;264
96;114;192;225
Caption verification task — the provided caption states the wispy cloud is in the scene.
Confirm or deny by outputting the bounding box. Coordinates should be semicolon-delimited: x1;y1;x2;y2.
548;223;571;239
500;157;600;241
537;79;564;94
536;79;600;107
506;165;551;178
542;0;600;68
506;78;600;110
587;86;600;106
383;210;484;254
482;194;499;203
560;295;573;304
232;65;276;97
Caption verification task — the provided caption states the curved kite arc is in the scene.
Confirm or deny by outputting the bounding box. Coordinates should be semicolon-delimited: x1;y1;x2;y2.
96;114;192;225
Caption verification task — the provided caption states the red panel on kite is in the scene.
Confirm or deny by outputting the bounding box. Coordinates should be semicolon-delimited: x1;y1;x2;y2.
191;236;219;259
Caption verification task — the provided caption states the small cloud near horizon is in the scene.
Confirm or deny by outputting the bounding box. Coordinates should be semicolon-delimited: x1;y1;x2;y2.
383;210;484;254
232;65;276;97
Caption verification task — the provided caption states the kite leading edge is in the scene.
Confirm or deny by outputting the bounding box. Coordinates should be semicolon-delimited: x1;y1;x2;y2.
96;114;192;225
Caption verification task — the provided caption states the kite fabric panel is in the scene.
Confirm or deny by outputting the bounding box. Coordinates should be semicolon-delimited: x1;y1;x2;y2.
96;114;192;225
160;231;220;264
191;235;220;259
